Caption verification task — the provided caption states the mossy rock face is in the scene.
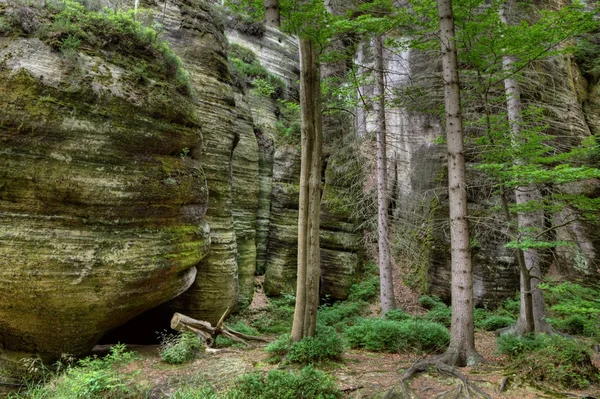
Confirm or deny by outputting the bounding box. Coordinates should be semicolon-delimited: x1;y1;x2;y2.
0;30;209;367
231;91;259;308
157;0;243;324
263;145;302;296
262;144;363;300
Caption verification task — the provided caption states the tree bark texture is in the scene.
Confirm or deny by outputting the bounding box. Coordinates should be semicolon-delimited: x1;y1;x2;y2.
264;0;280;27
500;1;551;335
291;37;323;342
375;35;397;316
437;0;480;366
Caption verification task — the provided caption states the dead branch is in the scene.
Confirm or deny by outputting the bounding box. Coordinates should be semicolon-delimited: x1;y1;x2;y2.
170;311;268;348
341;385;364;393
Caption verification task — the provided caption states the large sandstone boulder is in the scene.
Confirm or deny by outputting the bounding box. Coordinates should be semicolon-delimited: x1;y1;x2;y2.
0;31;209;375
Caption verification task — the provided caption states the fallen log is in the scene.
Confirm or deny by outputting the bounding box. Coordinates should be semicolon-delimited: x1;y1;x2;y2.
170;310;268;348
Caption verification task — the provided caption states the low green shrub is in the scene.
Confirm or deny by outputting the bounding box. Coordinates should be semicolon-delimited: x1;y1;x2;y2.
264;335;291;360
496;333;544;357
159;332;203;364
502;296;521;316
12;344;143;399
345;318;449;353
228;43;285;99
419;295;445;310
423;304;451;327
540;281;600;340
318;300;365;331
234;366;342;399
266;326;344;364
477;315;514;331
249;296;295;335
551;314;592;336
59;33;80;52
473;308;514;331
274;99;301;143
347;273;379;302
0;16;13;34
385;309;411;321
497;333;599;389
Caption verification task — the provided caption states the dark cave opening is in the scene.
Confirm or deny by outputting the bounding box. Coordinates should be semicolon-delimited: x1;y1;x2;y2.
98;302;178;345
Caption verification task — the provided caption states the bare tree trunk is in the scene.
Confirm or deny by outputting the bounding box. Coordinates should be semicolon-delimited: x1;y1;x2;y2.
375;35;397;316
437;0;481;366
264;0;280;27
513;187;552;334
291;37;323;341
500;1;552;335
355;42;368;138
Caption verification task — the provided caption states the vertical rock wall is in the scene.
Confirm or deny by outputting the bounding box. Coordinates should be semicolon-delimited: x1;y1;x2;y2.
377;37;600;304
231;91;259;307
157;0;241;324
263;145;303;295
229;27;364;300
246;92;278;274
359;43;528;305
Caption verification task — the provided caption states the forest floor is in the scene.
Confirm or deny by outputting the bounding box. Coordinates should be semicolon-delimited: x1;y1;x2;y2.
115;328;600;399
110;280;600;399
5;276;599;399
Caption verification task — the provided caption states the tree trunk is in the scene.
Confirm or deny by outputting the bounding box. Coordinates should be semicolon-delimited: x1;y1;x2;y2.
264;0;280;27
355;42;368;137
437;0;481;366
513;187;552;333
291;37;323;342
500;1;552;335
375;35;397;316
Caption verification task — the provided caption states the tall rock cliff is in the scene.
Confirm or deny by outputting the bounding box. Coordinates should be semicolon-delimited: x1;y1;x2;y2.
366;37;600;305
228;26;364;301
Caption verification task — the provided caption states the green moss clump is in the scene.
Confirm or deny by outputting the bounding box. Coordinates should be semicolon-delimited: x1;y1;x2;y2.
6;0;192;95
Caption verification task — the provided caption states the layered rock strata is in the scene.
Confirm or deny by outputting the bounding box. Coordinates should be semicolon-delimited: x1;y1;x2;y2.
156;0;242;324
0;11;211;376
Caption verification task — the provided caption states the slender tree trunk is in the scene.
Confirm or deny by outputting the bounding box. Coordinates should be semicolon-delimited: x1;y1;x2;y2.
291;37;323;342
374;35;397;316
500;1;552;335
264;0;280;27
355;42;368;137
513;187;552;333
437;0;481;366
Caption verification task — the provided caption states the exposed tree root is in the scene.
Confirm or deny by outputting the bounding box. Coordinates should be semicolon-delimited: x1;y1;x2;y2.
170;310;269;348
495;319;561;337
384;359;491;399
